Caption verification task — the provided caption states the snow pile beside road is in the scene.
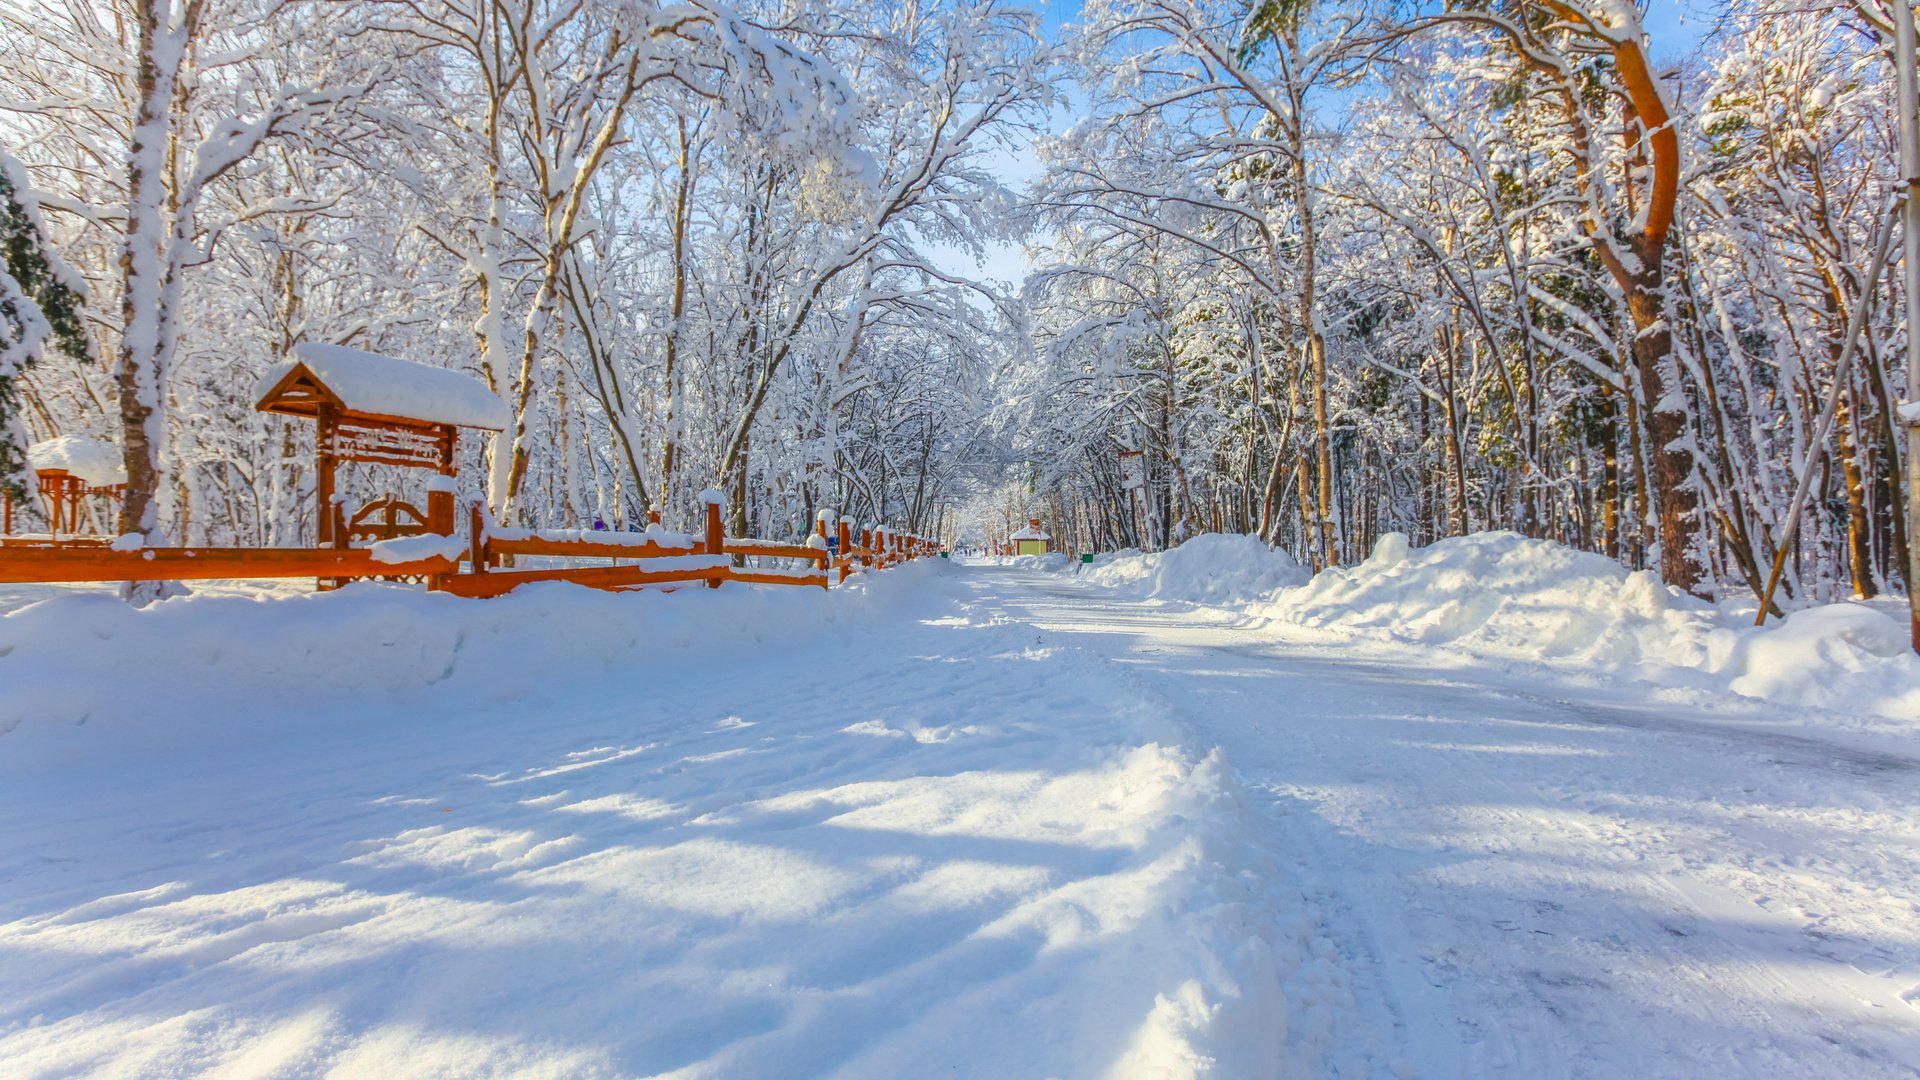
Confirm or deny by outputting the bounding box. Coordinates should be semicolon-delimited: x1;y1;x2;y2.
1273;531;1725;673
1723;602;1920;718
1261;531;1920;722
1071;529;1920;724
1087;533;1308;607
0;562;943;750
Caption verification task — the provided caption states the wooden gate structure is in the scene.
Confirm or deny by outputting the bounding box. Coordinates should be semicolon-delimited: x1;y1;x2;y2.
0;346;942;596
1;435;126;542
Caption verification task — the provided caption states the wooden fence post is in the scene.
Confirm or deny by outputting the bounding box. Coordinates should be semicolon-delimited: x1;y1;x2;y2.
704;495;725;588
837;518;852;584
468;498;488;574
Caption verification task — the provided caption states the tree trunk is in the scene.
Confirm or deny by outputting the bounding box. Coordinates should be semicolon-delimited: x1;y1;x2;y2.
117;0;192;605
1624;263;1701;589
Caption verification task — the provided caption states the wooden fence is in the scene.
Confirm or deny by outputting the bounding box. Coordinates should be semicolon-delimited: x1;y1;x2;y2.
0;496;939;597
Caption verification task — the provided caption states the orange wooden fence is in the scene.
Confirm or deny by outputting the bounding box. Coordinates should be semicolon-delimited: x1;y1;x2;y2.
0;494;941;598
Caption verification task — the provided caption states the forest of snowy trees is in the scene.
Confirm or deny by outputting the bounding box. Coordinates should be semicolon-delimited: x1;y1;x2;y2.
1018;0;1903;608
0;0;1905;608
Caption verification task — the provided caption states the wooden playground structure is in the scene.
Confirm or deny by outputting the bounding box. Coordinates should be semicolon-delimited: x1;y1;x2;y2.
0;346;939;597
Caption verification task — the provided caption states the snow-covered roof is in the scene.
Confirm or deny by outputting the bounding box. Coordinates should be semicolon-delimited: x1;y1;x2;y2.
254;343;509;431
27;435;125;486
1010;525;1049;541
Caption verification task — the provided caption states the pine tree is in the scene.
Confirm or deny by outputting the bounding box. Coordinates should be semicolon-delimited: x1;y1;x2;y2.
0;151;86;503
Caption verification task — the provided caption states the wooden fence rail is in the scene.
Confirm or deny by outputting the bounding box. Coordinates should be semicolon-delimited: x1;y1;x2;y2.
0;545;459;585
0;493;941;598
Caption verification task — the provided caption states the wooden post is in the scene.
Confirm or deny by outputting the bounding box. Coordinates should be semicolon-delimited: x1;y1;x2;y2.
468;498;487;574
704;497;724;588
422;461;456;592
428;489;455;538
837;519;852;584
42;474;60;536
316;405;338;548
428;430;458;538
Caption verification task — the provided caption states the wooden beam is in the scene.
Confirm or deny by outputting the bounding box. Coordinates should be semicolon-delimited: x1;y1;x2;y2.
437;562;727;598
0;546;457;584
487;536;698;561
725;568;828;589
723;538;822;560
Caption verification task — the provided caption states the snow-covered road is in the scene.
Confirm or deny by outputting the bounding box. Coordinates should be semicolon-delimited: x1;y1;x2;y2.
1;562;1916;1077
983;568;1920;1077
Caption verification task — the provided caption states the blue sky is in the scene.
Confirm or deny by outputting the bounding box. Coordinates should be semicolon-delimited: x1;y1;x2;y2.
941;1;1714;284
1027;0;1712;43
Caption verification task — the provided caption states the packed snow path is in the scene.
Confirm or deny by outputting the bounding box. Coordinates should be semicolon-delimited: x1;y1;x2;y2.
983;568;1920;1077
1;563;1916;1077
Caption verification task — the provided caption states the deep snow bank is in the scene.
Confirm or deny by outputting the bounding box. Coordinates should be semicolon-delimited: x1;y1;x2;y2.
0;562;946;752
1275;531;1726;672
1085;533;1308;607
1084;531;1920;726
1269;531;1920;721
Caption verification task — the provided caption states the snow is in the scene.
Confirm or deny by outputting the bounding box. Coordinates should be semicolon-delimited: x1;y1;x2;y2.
366;532;467;565
0;565;1295;1076
26;434;125;486
1084;533;1308;606
488;526;698;551
735;564;826;580
1082;531;1920;748
1;550;1916;1076
1009;524;1049;541
254;343;510;431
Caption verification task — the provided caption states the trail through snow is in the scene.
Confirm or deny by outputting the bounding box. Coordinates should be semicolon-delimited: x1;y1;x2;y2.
1;562;1916;1077
982;567;1920;1077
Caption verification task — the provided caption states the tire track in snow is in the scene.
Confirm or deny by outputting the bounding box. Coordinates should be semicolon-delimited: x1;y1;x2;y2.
991;566;1920;1079
957;573;1385;1078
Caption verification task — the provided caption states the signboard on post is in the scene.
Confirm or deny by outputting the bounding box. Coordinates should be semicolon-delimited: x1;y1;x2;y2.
1118;450;1145;491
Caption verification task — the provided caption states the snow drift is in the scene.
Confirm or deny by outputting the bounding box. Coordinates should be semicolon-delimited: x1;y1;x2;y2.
1081;530;1920;728
0;562;943;754
1085;533;1307;607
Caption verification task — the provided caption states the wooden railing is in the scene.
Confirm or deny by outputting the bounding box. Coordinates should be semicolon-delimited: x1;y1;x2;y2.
0;543;459;584
450;499;939;597
0;493;941;599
